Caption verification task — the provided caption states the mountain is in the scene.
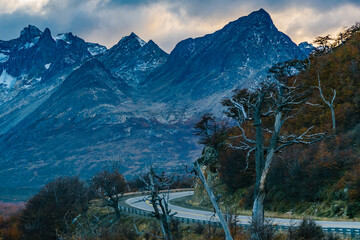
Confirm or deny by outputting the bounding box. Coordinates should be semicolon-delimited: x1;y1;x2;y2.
100;32;168;87
145;9;304;102
298;41;315;56
0;25;106;85
0;9;305;201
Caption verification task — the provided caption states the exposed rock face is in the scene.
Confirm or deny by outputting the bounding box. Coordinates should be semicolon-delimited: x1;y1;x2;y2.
192;146;220;206
298;42;315;56
99;33;168;87
145;9;304;103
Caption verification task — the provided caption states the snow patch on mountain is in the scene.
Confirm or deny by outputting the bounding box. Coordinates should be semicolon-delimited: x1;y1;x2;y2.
54;34;71;44
298;42;315;56
136;37;146;47
19;36;40;50
0;69;16;88
87;45;107;56
0;53;9;63
54;34;66;41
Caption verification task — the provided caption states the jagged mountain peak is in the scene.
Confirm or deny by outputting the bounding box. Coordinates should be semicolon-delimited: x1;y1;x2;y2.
129;32;138;38
103;33;150;69
115;32;146;48
143;39;166;53
145;39;159;48
43;28;51;36
236;8;272;24
147;8;304;101
168;8;277;59
0;25;108;87
249;8;271;19
54;32;84;44
98;33;168;87
38;28;55;44
221;8;275;37
19;25;42;42
147;39;156;45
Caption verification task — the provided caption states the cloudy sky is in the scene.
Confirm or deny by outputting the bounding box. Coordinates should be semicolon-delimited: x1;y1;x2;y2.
0;0;359;52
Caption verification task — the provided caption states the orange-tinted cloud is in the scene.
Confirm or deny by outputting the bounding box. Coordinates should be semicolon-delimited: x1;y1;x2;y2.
0;0;359;52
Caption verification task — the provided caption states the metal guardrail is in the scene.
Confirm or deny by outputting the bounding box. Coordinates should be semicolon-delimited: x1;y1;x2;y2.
119;205;360;238
123;188;194;197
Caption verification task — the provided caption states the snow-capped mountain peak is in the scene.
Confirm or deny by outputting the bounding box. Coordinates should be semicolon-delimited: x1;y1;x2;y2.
0;25;108;97
128;32;147;47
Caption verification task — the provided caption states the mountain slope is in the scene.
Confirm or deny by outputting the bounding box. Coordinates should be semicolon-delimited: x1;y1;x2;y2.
0;26;107;87
100;33;168;87
0;59;133;186
0;26;108;136
0;9;306;200
145;9;304;103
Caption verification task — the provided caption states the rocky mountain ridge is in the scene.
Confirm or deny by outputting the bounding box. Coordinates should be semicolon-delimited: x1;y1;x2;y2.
0;9;307;200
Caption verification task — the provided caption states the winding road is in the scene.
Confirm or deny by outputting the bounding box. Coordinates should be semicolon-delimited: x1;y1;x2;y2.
125;191;360;229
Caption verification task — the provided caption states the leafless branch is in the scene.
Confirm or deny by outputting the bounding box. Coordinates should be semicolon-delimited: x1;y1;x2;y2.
316;70;336;134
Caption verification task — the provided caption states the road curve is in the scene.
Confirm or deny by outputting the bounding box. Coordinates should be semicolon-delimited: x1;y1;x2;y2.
125;191;360;229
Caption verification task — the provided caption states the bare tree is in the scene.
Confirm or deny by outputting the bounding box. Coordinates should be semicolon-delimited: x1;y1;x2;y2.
317;70;336;134
334;23;360;47
194;113;228;152
194;161;233;240
140;166;175;240
222;60;330;239
91;165;127;218
337;30;347;46
313;35;333;52
193;114;233;239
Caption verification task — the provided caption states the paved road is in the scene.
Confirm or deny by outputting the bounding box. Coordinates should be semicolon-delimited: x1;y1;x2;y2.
125;191;360;229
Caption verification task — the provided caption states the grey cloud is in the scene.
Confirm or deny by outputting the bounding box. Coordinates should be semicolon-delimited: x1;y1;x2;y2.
162;0;360;19
1;0;360;52
105;0;163;6
0;12;45;40
0;1;101;41
152;0;360;22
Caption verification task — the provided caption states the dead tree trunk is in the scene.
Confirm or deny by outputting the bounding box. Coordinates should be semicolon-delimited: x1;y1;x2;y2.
222;60;330;240
148;171;173;240
194;161;233;240
141;167;174;240
251;94;266;234
251;111;282;240
317;70;336;134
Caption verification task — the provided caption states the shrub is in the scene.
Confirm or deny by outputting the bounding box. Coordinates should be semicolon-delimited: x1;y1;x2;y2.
20;176;90;240
289;218;324;240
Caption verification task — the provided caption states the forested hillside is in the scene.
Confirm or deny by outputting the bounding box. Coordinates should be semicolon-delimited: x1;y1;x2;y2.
195;26;360;219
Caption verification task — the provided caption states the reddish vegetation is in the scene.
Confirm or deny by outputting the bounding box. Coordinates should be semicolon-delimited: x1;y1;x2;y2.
0;202;24;220
0;204;23;240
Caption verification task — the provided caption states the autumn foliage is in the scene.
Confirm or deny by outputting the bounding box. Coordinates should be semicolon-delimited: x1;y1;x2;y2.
195;25;360;217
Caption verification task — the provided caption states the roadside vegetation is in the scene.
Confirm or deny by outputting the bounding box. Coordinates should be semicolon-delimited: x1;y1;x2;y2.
189;23;360;239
